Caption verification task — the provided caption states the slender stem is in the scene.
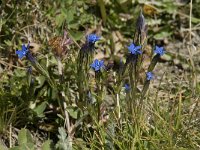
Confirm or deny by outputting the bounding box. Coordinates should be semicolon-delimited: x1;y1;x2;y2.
9;124;12;148
31;61;55;88
57;57;63;76
114;72;121;119
95;72;102;122
98;0;107;24
61;92;71;134
129;62;136;118
116;93;120;119
0;60;27;70
189;0;192;44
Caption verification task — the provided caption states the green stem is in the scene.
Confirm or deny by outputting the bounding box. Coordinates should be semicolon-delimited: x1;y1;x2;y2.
31;61;55;88
98;0;107;24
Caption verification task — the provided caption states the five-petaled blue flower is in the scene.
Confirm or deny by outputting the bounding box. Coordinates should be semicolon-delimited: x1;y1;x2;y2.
128;43;142;55
90;59;104;71
124;84;131;91
16;43;30;59
146;72;154;81
154;46;165;56
87;34;100;44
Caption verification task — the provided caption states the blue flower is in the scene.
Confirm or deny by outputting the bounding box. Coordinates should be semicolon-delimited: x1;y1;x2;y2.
124;84;131;91
128;43;142;55
87;34;100;44
154;46;165;56
146;72;154;81
16;43;29;59
90;59;104;71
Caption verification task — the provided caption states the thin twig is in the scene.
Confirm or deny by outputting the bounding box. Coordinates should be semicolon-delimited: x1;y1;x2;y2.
0;60;27;70
9;124;12;148
189;0;193;44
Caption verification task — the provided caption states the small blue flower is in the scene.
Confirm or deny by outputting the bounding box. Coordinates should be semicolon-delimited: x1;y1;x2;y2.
154;46;165;56
146;72;154;81
128;43;142;55
124;84;131;91
87;34;100;44
16;43;29;59
90;59;104;71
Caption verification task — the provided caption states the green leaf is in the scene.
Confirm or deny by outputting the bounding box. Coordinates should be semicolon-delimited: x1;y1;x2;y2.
35;76;46;88
0;143;8;150
18;128;33;145
67;106;78;119
58;127;67;141
61;8;75;24
4;40;12;46
147;19;161;26
191;17;200;24
68;30;84;41
9;146;20;150
154;31;172;40
57;114;65;120
14;69;26;77
66;0;73;5
0;19;6;31
10;143;35;150
55;127;74;150
163;2;177;14
33;102;47;118
55;13;66;27
41;140;53;150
